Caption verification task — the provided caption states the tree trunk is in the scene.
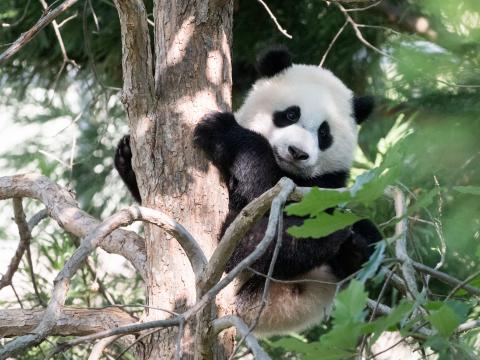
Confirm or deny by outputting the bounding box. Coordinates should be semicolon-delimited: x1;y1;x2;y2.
114;0;233;358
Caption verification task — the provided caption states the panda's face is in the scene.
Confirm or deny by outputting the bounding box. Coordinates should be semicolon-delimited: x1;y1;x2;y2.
235;65;358;178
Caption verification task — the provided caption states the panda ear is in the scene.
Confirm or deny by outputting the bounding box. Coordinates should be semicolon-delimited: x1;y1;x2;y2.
256;46;293;78
353;96;375;124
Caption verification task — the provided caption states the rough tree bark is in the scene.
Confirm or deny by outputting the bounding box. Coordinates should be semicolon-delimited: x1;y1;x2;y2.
113;0;233;358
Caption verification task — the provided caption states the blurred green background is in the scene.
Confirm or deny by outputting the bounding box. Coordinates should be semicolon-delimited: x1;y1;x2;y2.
0;0;479;358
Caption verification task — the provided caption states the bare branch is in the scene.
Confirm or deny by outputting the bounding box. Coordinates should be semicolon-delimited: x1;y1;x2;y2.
0;202;205;358
213;315;271;360
0;199;32;290
202;178;292;290
52;318;181;354
0;307;136;338
186;178;295;320
135;207;207;283
411;261;480;298
0;0;79;65
345;0;383;12
256;0;292;39
335;2;391;58
320;20;348;67
456;320;480;334
38;0;77;65
0;174;147;278
386;186;421;299
88;335;122;360
0;207;141;359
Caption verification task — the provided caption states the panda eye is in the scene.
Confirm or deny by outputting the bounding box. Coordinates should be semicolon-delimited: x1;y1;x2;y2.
318;121;333;151
273;105;301;127
286;109;297;121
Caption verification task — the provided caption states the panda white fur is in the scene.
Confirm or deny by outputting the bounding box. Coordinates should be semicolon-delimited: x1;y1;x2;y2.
115;47;381;337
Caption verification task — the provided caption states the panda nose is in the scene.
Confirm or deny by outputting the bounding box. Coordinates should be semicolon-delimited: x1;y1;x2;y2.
288;146;309;161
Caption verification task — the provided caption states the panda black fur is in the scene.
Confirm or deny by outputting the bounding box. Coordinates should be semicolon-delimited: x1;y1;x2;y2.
114;47;382;336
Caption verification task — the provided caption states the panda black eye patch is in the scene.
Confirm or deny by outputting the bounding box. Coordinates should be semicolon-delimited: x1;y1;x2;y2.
273;105;301;127
318;121;333;151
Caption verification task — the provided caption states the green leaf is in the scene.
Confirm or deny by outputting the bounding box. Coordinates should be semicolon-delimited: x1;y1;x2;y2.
453;186;480;195
426;302;463;337
356;241;386;283
287;211;362;238
363;300;414;342
350;168;397;205
332;280;368;324
407;189;437;215
285;187;351;216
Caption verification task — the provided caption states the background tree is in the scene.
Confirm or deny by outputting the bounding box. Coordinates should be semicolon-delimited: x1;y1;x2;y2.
1;0;480;359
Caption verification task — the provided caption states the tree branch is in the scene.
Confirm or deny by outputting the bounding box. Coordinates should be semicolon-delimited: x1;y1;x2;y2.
410;261;480;297
0;0;79;65
186;178;295;321
387;186;422;299
201;178;293;290
0;207;142;359
0;307;136;338
213;315;271;360
134;207;207;284
0;174;147;279
0;199;32;290
51;318;181;354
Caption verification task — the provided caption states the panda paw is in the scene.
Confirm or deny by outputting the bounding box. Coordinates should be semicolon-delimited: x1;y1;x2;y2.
114;135;133;173
114;135;142;202
193;111;237;154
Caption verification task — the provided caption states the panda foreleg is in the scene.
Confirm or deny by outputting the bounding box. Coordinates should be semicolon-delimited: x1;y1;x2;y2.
114;135;141;203
328;219;382;279
193;111;240;176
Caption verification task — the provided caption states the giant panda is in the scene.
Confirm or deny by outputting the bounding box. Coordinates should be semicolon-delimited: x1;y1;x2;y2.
114;47;382;337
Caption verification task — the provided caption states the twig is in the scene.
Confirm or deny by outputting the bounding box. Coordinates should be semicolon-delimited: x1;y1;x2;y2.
26;209;49;306
38;0;79;100
10;284;24;309
359;267;396;354
202;178;292;291
335;2;391;58
88;335;121;360
410;261;480;298
256;0;292;39
456;320;480;333
387;187;420;299
230;200;285;359
175;318;185;360
319;20;348;67
113;329;159;360
345;0;383;12
366;299;391;317
0;199;32;290
213;315;271;360
0;0;79;64
51;318;181;354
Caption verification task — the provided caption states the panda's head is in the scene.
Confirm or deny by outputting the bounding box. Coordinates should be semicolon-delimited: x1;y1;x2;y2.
235;47;374;178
